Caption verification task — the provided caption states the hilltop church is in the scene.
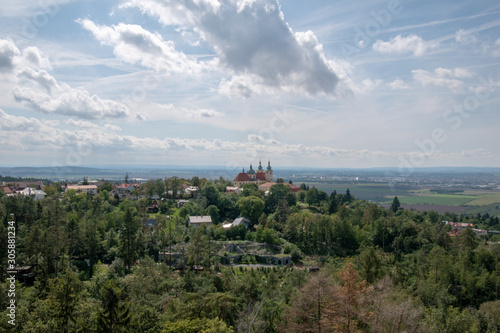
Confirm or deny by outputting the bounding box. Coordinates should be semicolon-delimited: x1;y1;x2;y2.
233;161;273;187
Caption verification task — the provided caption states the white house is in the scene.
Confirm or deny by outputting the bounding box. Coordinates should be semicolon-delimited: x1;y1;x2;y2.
18;188;46;200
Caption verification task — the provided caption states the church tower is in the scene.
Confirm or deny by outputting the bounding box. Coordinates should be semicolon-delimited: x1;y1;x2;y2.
265;160;273;181
247;164;256;180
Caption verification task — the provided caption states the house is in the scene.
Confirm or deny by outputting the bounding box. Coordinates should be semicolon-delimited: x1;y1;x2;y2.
188;215;212;227
226;186;242;194
177;199;190;208
147;199;159;213
183;185;199;196
0;185;15;196
444;221;474;236
6;181;44;190
232;217;250;229
17;187;47;200
116;183;135;193
258;182;300;194
65;184;98;195
222;217;250;229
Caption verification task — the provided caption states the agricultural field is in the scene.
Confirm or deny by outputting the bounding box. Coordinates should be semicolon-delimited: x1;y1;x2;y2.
305;182;500;216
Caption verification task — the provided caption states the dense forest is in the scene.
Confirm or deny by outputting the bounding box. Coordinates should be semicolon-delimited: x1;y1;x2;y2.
0;177;499;332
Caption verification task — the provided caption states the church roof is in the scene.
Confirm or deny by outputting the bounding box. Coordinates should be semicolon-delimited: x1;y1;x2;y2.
256;172;266;181
247;164;256;174
234;173;251;182
267;161;272;170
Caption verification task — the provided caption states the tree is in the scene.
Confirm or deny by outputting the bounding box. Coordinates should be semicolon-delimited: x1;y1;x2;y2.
124;173;129;185
120;207;139;270
202;182;220;207
391;196;401;213
305;187;319;206
323;262;368;333
329;191;338;214
283;272;335;333
98;279;131;333
237;196;265;228
48;268;82;333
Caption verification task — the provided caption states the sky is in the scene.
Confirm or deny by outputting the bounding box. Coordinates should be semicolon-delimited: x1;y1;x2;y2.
0;0;499;173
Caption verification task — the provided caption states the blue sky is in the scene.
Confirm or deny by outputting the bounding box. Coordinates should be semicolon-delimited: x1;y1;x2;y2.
0;0;499;172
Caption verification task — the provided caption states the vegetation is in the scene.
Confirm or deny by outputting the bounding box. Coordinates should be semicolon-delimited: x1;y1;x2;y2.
0;176;499;332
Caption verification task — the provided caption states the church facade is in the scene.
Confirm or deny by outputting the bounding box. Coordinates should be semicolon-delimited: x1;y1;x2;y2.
233;161;273;187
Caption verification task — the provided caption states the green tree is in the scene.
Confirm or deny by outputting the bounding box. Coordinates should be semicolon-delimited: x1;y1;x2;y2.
48;268;82;333
202;182;220;206
305;187;319;206
391;196;401;213
120;207;139;270
237;196;265;228
98;279;131;333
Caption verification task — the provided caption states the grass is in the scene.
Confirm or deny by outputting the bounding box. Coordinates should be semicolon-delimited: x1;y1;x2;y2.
380;194;476;206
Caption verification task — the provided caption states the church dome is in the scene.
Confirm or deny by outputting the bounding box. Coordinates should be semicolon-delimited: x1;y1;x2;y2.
247;164;256;174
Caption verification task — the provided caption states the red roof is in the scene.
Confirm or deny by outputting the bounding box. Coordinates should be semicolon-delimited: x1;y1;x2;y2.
0;185;14;195
234;173;251;182
256;173;266;181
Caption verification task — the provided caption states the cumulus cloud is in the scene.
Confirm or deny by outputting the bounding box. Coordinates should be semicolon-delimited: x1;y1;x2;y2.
0;38;130;120
373;34;437;56
77;19;205;75
0;39;20;73
387;78;409;90
412;67;474;92
12;84;129;119
118;0;341;97
157;104;221;119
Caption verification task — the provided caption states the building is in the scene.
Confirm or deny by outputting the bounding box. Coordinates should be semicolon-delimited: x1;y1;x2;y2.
17;187;47;200
258;182;300;194
0;185;15;196
233;160;273;187
222;217;250;229
65;184;98;195
188;216;212;227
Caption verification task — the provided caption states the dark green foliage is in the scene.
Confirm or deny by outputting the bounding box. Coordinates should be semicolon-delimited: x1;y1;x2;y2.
0;178;499;333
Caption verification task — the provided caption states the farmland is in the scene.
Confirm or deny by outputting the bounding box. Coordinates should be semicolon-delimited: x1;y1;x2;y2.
305;182;500;216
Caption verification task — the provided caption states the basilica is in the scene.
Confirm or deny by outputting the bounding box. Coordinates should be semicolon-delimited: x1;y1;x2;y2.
233;161;273;187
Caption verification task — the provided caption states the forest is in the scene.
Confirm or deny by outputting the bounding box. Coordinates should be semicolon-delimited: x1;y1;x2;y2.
0;177;499;332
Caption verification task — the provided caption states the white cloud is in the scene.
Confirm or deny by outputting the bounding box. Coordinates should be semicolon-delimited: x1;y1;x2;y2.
373;34;437;56
455;29;477;44
12;84;129;119
104;124;122;132
0;39;20;73
412;67;474;92
0;38;130;120
77;19;205;75
119;0;342;97
387;78;409;90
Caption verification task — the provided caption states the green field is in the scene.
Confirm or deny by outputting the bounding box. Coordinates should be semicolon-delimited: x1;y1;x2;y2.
379;194;477;206
305;182;500;216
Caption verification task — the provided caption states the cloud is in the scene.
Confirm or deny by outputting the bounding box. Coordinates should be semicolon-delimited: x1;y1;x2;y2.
412;67;474;92
455;29;477;44
0;38;130;120
373;34;437;56
12;84;129;119
0;39;20;73
77;19;205;75
387;78;409;90
119;0;341;97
